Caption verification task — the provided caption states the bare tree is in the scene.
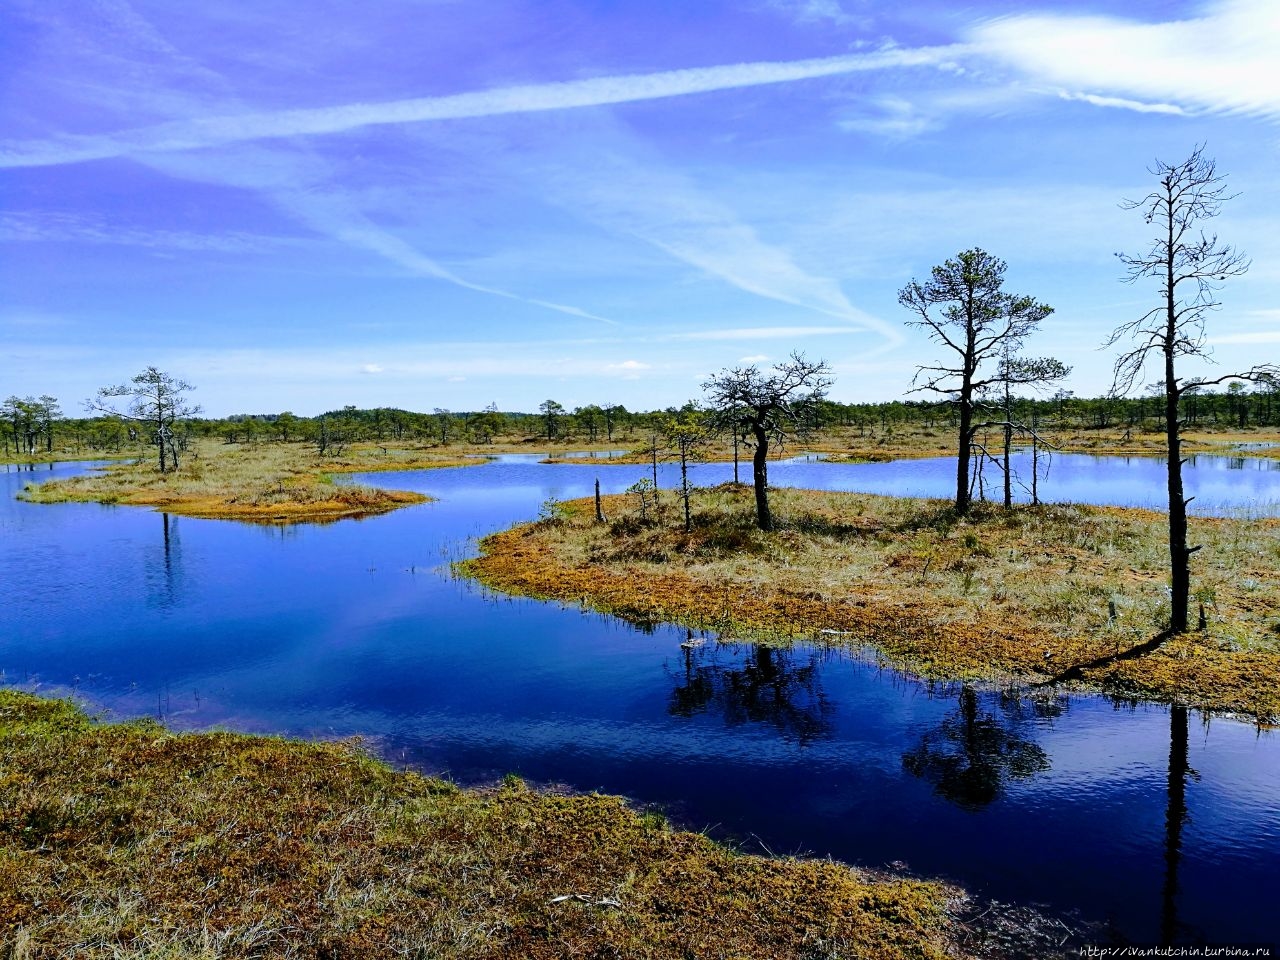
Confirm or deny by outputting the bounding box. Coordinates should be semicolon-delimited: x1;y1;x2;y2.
87;367;201;473
703;353;831;531
1107;146;1278;633
899;248;1053;514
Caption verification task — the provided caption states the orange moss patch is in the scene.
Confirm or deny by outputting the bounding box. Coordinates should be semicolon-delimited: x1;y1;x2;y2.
16;441;472;524
113;486;430;523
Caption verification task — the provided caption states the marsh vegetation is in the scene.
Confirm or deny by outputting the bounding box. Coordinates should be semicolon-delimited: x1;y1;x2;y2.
464;484;1280;720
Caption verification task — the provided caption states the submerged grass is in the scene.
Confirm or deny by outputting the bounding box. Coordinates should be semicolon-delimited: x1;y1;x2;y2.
461;485;1280;721
15;441;478;523
0;690;960;959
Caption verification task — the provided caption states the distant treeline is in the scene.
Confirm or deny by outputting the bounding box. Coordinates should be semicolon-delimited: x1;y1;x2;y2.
4;386;1278;459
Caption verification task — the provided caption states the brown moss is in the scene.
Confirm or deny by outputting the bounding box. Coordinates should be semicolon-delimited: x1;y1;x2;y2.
0;690;960;959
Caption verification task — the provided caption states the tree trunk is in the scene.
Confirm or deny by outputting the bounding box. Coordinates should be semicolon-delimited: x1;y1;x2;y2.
956;392;973;514
680;450;692;533
1002;379;1013;508
1031;428;1040;506
751;424;772;531
1166;359;1191;633
1160;705;1189;946
1165;205;1191;633
156;421;168;473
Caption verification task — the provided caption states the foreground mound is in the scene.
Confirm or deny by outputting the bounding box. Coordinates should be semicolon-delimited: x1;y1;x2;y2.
0;690;958;959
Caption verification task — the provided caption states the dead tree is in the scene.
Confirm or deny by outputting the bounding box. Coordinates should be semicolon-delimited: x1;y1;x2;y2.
1108;145;1278;632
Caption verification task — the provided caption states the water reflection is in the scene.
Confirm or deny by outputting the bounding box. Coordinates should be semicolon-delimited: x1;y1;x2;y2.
146;512;183;609
666;637;834;745
1161;705;1192;945
902;686;1055;809
5;455;1280;945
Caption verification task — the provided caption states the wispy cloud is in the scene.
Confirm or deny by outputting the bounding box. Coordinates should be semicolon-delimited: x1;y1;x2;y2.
270;192;619;325
764;0;864;28
0;212;302;253
515;128;903;347
57;0;621;330
664;325;865;341
1208;331;1280;345
1056;91;1187;116
0;46;965;169
972;0;1280;120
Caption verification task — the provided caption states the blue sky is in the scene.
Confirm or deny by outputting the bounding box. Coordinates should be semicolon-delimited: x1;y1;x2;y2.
2;0;1277;416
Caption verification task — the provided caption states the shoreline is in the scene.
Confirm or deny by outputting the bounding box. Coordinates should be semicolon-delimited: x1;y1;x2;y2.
0;688;980;958
459;486;1280;722
13;442;483;523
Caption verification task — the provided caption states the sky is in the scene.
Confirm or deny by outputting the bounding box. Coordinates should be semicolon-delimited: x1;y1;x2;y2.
2;0;1278;417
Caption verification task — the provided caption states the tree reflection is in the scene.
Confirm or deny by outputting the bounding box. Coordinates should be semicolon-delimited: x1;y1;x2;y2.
902;685;1053;809
1161;705;1191;945
667;637;833;744
148;511;183;608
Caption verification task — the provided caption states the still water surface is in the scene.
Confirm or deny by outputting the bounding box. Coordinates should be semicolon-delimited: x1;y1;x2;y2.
3;452;1279;946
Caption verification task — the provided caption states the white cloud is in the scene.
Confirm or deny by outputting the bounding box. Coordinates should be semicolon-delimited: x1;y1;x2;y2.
361;363;384;374
1056;91;1187;116
0;46;966;170
607;359;650;371
739;354;769;363
972;0;1280;119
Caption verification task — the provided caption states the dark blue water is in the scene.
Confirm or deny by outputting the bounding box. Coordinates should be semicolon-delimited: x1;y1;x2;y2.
3;453;1279;947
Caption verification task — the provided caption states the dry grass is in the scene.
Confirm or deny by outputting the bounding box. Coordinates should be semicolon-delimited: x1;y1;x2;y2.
804;423;1280;463
15;441;480;523
461;485;1280;721
540;424;1280;466
0;690;962;959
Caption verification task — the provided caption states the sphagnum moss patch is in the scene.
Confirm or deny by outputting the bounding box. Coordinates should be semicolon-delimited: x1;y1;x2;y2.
0;690;961;959
460;485;1280;721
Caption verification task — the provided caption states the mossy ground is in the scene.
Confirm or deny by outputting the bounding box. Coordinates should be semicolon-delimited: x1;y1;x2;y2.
461;485;1280;721
15;441;481;523
0;690;960;959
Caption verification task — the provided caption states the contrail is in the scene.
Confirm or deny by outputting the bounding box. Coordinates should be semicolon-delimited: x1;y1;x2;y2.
0;46;965;168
